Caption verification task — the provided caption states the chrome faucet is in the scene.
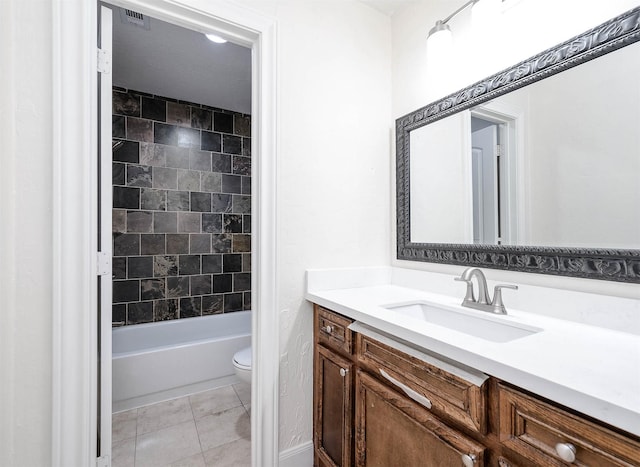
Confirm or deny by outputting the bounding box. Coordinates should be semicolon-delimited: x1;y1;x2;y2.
454;268;518;315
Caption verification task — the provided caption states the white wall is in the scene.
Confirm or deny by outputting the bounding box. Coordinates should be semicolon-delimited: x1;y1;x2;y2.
525;43;640;249
265;1;392;451
391;0;640;298
410;113;470;243
0;1;54;466
0;0;391;463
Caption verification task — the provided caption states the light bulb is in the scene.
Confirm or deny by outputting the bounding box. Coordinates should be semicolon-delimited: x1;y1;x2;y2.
205;33;227;44
426;24;454;100
471;0;502;29
427;26;453;66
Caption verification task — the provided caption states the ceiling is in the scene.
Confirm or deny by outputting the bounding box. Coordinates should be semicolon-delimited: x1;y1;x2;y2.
360;0;417;16
112;7;252;114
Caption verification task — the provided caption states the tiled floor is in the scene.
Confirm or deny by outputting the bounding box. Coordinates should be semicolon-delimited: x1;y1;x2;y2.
112;383;251;467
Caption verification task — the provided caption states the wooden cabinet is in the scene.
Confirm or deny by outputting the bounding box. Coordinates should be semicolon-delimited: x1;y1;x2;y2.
498;383;640;466
314;306;355;467
313;304;640;467
356;331;488;434
355;370;486;466
315;346;353;467
316;305;353;355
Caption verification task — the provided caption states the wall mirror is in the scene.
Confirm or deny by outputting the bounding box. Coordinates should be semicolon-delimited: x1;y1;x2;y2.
396;7;640;282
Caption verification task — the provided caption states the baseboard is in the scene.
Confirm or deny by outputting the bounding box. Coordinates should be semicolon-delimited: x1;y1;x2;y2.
279;441;313;467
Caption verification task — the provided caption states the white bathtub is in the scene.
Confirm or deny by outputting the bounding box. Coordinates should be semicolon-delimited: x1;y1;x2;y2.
112;311;251;412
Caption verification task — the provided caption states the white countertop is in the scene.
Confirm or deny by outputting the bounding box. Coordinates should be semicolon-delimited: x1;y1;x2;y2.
305;268;640;437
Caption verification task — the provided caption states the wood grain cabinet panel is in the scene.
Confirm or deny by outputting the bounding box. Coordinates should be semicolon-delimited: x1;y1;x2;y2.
314;344;354;467
356;332;488;434
498;383;640;466
355;370;486;467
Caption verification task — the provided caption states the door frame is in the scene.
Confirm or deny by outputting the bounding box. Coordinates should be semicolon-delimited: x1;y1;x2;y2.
469;106;522;245
51;1;279;465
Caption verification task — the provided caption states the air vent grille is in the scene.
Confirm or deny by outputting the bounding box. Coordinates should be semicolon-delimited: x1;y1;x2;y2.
119;8;150;30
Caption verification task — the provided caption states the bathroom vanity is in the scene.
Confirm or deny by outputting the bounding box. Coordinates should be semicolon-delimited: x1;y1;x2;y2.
312;303;640;466
309;8;640;466
306;267;640;467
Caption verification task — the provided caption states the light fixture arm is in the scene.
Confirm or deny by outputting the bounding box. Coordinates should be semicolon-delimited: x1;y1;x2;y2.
440;0;480;26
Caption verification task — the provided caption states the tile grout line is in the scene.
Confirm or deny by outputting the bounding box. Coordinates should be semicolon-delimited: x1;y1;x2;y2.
232;383;251;417
187;392;207;462
133;408;139;467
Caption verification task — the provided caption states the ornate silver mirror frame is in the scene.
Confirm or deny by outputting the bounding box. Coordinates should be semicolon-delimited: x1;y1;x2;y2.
396;7;640;283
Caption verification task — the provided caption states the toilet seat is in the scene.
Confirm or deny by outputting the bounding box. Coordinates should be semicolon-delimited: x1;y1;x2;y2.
233;346;252;370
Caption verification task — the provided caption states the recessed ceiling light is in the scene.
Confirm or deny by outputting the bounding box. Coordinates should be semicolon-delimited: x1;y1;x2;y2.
205;33;227;44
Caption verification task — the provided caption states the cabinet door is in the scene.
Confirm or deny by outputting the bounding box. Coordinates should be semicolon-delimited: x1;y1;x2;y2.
315;345;353;467
355;370;486;467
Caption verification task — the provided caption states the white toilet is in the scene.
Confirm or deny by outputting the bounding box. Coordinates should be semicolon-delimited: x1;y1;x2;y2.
232;346;252;384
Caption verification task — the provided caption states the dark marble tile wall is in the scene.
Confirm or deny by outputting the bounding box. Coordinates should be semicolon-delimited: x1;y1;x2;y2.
112;87;251;326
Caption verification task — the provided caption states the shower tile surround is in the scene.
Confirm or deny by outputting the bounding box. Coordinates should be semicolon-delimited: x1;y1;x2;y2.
112;88;251;326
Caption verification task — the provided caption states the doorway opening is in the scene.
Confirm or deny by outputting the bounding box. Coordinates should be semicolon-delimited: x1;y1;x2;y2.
92;1;279;465
104;4;254;465
52;1;277;465
469;109;519;245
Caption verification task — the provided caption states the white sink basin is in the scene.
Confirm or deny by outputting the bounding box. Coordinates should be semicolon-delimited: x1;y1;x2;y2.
383;301;542;343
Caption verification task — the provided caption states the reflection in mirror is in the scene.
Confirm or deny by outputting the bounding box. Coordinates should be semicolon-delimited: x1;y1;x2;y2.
409;40;640;250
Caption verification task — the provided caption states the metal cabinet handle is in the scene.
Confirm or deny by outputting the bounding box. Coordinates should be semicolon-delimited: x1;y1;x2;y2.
461;453;477;467
339;368;348;377
379;368;432;409
322;325;333;334
555;443;576;463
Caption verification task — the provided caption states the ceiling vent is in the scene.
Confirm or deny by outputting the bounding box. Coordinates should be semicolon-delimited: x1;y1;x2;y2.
120;8;151;30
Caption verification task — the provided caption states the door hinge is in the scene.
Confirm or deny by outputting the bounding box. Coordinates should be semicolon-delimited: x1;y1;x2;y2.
96;455;110;467
97;252;111;276
496;144;504;158
97;48;112;74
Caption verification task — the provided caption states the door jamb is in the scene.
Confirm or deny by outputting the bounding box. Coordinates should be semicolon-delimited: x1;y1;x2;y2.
51;1;279;465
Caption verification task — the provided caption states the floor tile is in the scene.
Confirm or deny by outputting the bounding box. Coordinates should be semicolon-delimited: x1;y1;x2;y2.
169;452;206;467
233;382;251;406
112;387;254;467
135;420;201;467
189;386;242;419
112;408;138;443
111;437;135;467
195;406;250;451
137;396;193;435
203;438;251;467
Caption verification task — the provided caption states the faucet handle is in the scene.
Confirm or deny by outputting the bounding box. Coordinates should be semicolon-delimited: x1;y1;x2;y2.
491;284;518;314
454;276;475;303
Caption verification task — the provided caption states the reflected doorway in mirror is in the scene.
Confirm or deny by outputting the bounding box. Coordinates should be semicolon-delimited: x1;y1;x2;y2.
470;107;519;246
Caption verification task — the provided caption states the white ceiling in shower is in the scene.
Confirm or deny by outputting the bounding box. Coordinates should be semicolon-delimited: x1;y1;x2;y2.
111;8;252;114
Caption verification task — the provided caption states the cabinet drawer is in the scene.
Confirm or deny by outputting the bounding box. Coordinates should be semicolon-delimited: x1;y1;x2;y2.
315;305;353;355
355;370;486;467
356;331;488;434
498;383;640;466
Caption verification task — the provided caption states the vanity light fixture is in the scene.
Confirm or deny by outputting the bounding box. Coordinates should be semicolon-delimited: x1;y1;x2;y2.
427;0;502;44
205;33;227;44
